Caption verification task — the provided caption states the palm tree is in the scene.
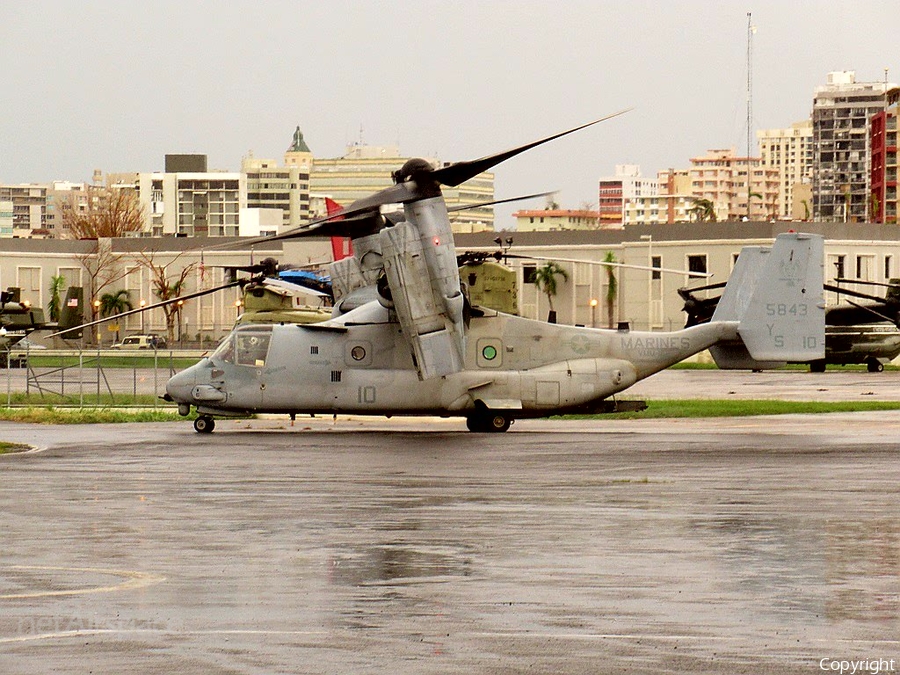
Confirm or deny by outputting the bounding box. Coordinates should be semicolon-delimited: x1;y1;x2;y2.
532;261;568;323
871;194;881;221
47;274;66;323
748;191;763;220
689;198;717;222
603;251;618;329
99;289;133;343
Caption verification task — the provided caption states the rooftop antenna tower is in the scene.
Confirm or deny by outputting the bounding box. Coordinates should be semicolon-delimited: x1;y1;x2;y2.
746;11;755;220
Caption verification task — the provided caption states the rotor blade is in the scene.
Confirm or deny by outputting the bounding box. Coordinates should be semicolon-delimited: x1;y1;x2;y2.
499;252;712;278
338;181;421;216
201;213;349;251
446;191;557;213
261;181;417;242
677;281;728;295
431;109;632;187
824;283;888;303
844;298;896;323
203;210;388;252
833;278;900;289
259;277;332;299
45;279;245;339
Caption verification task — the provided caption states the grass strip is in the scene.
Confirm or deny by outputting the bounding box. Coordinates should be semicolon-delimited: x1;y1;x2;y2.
0;407;191;424
563;399;900;420
0;441;31;454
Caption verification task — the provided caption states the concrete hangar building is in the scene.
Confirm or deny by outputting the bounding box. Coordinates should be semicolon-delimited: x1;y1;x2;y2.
0;223;897;344
456;222;900;331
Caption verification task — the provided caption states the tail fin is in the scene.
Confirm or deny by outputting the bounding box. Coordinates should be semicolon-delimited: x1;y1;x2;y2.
711;233;824;366
57;286;84;339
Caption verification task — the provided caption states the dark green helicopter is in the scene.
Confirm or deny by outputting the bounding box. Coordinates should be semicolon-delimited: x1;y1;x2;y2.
0;286;83;366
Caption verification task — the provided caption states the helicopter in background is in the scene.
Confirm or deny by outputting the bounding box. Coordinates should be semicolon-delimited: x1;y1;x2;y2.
0;286;84;366
679;270;900;372
217;258;334;326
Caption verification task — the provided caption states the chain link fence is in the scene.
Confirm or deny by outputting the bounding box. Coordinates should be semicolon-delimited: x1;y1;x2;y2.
1;347;200;408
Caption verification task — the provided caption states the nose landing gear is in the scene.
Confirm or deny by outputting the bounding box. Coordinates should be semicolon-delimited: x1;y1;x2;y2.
193;415;216;433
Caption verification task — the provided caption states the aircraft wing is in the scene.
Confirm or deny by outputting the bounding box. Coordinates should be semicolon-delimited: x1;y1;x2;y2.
380;218;466;380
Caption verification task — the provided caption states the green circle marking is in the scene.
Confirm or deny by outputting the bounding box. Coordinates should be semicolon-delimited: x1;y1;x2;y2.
482;345;498;361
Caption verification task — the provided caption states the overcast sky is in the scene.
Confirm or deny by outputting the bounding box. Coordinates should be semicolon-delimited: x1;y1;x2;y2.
2;1;898;228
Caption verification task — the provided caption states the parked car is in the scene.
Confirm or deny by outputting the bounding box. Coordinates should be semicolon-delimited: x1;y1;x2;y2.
12;338;47;352
110;334;167;350
15;338;47;350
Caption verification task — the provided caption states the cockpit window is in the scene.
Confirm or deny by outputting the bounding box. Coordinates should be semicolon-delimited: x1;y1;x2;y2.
235;332;271;367
211;327;273;367
211;335;235;364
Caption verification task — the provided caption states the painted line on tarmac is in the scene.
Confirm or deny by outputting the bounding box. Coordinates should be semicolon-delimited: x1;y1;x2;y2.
1;566;165;600
0;628;330;645
4;628;898;647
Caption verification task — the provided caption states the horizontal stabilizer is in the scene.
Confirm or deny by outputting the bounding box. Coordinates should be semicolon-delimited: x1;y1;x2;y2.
708;342;786;370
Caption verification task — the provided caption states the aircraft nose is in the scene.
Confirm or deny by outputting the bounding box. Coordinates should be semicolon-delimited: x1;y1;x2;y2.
165;367;196;404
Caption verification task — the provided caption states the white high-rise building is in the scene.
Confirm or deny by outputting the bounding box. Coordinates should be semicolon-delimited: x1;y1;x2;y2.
757;119;813;220
597;165;660;225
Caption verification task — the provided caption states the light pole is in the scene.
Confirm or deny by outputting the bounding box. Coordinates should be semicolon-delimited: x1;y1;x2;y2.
589;298;598;328
176;299;184;346
93;299;101;345
639;234;653;330
140;299;146;334
493;236;514;262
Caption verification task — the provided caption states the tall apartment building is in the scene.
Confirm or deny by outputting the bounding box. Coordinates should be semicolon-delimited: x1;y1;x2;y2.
689;148;779;221
45;181;88;235
310;144;495;233
620;169;694;225
0;201;12;237
623;195;695;225
242;156;310;231
113;131;312;237
757;119;813;220
812;71;895;222
870;87;900;223
0;184;47;235
113;156;243;237
597;165;659;225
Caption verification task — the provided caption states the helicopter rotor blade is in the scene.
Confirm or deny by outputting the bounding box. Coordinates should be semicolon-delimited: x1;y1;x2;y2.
833;277;900;289
496;252;713;278
823;283;891;303
446;191;558;213
843;298;897;324
45;279;246;340
431;109;632;187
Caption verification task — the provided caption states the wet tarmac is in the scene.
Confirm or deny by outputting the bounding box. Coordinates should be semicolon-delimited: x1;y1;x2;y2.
1;410;899;674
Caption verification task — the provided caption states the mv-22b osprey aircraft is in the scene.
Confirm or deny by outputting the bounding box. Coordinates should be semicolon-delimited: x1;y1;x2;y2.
157;115;826;433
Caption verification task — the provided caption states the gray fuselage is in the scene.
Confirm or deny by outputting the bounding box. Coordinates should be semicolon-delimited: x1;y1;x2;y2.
166;301;736;419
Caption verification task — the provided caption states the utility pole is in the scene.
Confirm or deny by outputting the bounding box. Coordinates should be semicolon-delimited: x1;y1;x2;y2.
746;12;754;220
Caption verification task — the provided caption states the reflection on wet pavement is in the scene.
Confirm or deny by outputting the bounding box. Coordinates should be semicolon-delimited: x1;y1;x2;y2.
0;416;897;673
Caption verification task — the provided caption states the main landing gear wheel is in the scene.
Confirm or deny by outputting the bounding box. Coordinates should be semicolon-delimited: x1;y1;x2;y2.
193;415;215;433
466;412;512;433
867;358;885;373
